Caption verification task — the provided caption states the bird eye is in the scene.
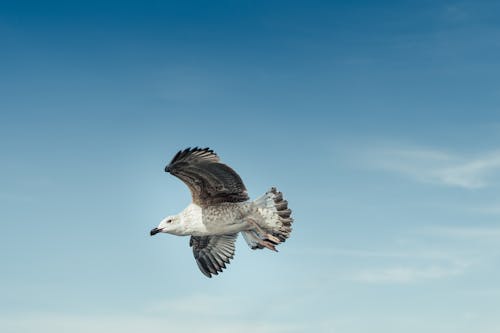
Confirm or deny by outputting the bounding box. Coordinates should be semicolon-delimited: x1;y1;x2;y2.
166;219;172;223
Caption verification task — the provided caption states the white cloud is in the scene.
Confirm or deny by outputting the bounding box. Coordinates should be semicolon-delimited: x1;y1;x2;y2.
290;246;471;285
350;264;466;284
0;312;301;333
365;147;500;189
292;247;466;263
146;293;244;318
437;153;500;188
425;226;500;240
335;247;470;284
0;294;304;333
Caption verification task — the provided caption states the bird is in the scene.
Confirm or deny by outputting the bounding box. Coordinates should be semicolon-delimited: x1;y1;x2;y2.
150;147;294;278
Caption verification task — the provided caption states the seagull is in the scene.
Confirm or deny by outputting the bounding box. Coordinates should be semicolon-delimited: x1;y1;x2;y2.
150;147;294;278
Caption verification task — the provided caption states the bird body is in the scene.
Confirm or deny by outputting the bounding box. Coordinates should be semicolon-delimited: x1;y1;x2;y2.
150;147;294;277
161;202;251;236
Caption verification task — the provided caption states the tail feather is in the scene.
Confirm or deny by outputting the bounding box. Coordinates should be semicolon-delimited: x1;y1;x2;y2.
275;200;288;210
243;187;294;250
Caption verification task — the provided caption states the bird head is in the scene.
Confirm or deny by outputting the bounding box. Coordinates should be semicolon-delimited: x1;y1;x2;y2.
150;215;181;236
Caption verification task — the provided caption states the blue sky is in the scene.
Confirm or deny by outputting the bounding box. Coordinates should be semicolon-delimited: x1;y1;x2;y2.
1;1;500;332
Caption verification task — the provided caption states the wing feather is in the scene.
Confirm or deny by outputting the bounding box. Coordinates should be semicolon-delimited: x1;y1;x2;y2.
190;234;237;278
165;147;249;206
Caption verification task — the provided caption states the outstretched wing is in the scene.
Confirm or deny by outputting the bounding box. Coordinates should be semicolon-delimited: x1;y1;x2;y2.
189;234;237;278
165;147;249;206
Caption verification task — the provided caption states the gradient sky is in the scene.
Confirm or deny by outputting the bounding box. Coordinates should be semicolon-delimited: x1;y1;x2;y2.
1;1;500;332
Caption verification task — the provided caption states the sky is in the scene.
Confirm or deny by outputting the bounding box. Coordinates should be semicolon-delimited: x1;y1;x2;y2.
1;0;500;332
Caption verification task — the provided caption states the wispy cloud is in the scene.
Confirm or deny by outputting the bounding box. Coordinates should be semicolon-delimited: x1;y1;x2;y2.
364;146;500;189
0;312;301;333
0;294;304;333
292;247;463;261
350;263;467;284
146;293;243;318
344;249;469;284
346;225;500;283
291;246;471;284
424;226;500;240
438;153;500;188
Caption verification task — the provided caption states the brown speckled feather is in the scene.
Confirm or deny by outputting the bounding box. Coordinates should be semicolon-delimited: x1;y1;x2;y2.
165;147;249;206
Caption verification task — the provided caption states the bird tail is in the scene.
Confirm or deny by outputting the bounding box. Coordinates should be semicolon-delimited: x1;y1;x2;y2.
242;187;293;250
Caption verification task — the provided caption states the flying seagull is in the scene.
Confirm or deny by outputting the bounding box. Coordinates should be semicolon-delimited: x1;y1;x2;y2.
150;147;294;278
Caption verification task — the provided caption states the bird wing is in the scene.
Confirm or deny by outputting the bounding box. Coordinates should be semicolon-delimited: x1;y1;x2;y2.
189;234;237;278
165;147;249;206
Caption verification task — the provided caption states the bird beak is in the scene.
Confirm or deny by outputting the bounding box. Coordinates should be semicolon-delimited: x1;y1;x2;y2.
150;227;161;236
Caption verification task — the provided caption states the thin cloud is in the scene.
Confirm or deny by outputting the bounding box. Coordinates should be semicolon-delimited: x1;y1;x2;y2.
146;294;243;318
0;312;301;333
365;147;500;189
0;294;305;333
291;246;471;285
292;247;463;261
425;226;500;240
350;263;467;284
